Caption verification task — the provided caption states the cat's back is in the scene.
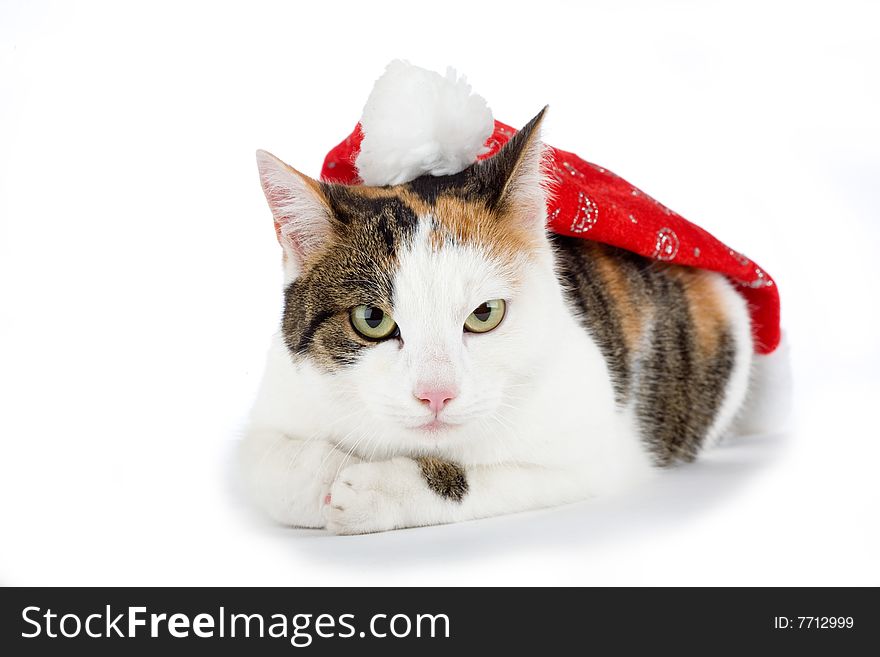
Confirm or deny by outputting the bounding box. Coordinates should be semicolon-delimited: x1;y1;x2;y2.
550;234;753;464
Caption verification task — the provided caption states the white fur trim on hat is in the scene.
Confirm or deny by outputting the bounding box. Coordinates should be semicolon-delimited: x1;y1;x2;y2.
355;60;494;186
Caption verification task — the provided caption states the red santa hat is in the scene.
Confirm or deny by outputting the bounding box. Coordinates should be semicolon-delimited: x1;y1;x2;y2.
319;61;780;355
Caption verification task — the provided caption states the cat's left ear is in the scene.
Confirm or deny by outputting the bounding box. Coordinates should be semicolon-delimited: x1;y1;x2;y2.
472;107;549;228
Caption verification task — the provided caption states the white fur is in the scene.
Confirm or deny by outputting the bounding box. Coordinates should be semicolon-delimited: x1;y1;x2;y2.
732;333;792;436
356;60;494;186
240;212;663;534
700;274;755;448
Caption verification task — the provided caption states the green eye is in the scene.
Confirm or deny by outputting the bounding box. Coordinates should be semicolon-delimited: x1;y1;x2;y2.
350;305;398;340
464;299;506;333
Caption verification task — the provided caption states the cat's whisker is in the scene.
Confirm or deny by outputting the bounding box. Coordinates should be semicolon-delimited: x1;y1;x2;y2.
283;408;365;475
254;433;290;475
316;417;368;475
333;428;374;481
484;414;520;463
473;415;517;465
366;433;384;463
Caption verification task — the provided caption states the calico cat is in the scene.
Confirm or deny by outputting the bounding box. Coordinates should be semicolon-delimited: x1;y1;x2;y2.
239;109;763;534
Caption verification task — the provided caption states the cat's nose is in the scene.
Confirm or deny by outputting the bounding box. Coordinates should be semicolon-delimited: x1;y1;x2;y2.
415;387;458;413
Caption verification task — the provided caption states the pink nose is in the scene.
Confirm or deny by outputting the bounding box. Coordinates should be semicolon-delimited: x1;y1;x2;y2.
415;388;457;413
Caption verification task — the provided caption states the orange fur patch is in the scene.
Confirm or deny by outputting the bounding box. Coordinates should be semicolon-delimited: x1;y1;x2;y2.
315;182;543;274
664;266;728;356
430;195;538;257
589;245;645;353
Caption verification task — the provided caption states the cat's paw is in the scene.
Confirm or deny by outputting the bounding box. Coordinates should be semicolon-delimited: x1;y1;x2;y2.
324;458;418;535
242;437;362;529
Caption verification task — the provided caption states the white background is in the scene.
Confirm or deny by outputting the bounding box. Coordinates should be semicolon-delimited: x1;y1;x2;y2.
1;0;878;586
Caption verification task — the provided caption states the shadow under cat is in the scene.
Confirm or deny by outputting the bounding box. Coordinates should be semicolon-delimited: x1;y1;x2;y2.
244;431;787;569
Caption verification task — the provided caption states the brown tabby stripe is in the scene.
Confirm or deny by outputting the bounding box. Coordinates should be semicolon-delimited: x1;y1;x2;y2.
551;235;736;464
551;236;638;402
281;187;420;369
416;456;468;502
631;274;736;465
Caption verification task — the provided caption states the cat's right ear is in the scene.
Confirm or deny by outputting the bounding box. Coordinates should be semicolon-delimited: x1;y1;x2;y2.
256;150;333;265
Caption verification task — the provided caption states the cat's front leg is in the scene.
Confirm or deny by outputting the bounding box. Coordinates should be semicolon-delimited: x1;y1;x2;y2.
239;428;360;528
324;457;586;535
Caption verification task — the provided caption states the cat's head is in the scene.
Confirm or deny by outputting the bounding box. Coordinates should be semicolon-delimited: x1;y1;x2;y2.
257;110;558;456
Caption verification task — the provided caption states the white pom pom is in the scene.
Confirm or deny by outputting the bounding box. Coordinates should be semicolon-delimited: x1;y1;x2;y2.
356;60;494;186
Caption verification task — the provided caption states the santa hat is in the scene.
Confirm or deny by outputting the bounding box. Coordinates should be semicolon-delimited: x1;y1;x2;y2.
319;61;780;355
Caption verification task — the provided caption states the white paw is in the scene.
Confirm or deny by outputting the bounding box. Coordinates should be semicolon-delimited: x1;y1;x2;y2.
324;459;417;535
244;438;361;529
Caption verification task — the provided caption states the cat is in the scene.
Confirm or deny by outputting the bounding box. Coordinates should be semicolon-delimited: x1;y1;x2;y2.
239;109;772;535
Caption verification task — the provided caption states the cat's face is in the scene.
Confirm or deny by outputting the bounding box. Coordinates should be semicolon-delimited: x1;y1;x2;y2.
258;111;554;456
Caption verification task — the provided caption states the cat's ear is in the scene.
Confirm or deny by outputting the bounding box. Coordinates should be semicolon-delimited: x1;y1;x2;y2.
256;150;333;264
473;107;548;225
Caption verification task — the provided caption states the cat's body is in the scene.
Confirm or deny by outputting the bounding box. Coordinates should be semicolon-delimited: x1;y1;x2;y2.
240;110;766;534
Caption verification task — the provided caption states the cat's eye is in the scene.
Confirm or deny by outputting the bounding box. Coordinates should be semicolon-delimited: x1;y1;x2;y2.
350;305;399;340
464;299;506;333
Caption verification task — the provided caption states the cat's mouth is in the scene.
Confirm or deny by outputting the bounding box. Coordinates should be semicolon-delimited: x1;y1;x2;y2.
413;418;458;433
